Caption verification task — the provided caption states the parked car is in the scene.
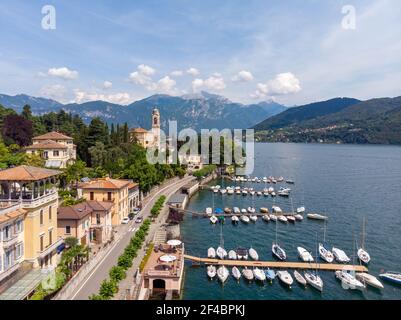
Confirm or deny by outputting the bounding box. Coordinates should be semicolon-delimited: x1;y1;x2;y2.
135;217;143;224
121;217;130;224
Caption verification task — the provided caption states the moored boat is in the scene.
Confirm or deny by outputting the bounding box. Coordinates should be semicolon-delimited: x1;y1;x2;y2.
242;267;254;281
217;266;229;283
357;248;371;264
249;247;259;261
247;207;256;213
294;214;303;221
332;247;351;263
236;247;248;260
287;215;296;223
304;271;324;292
307;213;328;221
210;215;218;224
278;215;288;223
277;271;293;287
294;270;307;286
249;215;258;222
205;207;213;216
253;268;266;282
297;247;314;262
260;207;269;213
272;243;287;261
356;273;384;289
272;205;282;213
231;215;239;223
207;265;216;279
296;206;305;213
265;268;276;282
207;247;216;258
232;266;241;280
335;270;365;291
240;215;250;223
319;243;334;263
228;250;237;260
233;207;241;214
269;214;277;222
216;246;227;260
379;272;401;285
262;214;270;222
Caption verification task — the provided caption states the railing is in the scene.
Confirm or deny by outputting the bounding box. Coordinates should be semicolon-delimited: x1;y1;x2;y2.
37;238;64;259
2;234;20;248
0;262;20;282
0;191;58;209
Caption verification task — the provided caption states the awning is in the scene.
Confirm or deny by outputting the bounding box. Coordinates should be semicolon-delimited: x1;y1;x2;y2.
159;255;177;263
45;160;63;168
167;239;182;246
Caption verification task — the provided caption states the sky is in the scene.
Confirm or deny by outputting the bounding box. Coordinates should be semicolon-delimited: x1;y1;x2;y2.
0;0;401;106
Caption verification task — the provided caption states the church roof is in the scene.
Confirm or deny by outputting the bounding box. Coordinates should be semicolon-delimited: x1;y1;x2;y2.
130;127;148;133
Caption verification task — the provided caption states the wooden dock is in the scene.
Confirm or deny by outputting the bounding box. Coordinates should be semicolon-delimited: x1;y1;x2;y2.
170;207;297;217
184;255;368;272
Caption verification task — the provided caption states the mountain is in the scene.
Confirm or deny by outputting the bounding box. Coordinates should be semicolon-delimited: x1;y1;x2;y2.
253;97;360;130
0;91;286;131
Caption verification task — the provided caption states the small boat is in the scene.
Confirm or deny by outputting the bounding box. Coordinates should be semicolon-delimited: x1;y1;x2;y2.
287;215;296;223
297;247;314;262
294;214;303;221
379;272;401;285
247;207;256;213
304;271;324;292
236;190;241;195
224;207;232;214
218;216;225;224
233;207;241;214
332;247;351;263
216;246;227;260
256;191;262;196
278;190;290;197
268;187;275;193
271;192;276;197
207;247;216;258
279;187;291;193
231;215;239;223
242;190;248;196
272;243;287;261
294;270;307;286
296;206;305;214
269;214;277;222
272;206;282;213
262;214;270;222
249;191;255;196
249;247;259;261
220;189;227;195
253;268;266;282
227;189;234;195
265;268;276;282
215;208;223;215
260;207;269;213
335;271;365;291
228;250;237;260
277;271;293;287
307;213;328;221
357;248;371;264
242;268;254;281
232;266;241;280
213;188;219;193
241;208;247;214
205;207;213;216
207;265;216;279
319;243;334;263
249;215;258;222
278;215;288;223
240;215;250;223
217;266;229;283
277;176;284;182
210;215;218;224
356;273;384;289
236;247;248;260
286;180;295;184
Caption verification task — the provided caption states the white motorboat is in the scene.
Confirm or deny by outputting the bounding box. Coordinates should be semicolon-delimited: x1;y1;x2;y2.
332;247;351;263
217;266;229;283
307;213;328;221
294;270;307;286
236;248;248;260
296;206;306;214
279;187;291;193
357;248;371;264
272;243;287;261
335;271;365;291
287;215;296;223
210;215;218;224
242;190;248;196
216;246;227;260
263;192;269;197
278;190;290;197
207;247;216;258
262;214;270;222
205;207;213;216
356;273;384;289
247;207;256;213
265;269;276;282
249;247;259;261
236;190;241;195
249;215;258;222
379;272;401;285
278;215;288;223
227;189;234;195
257;191;262;196
294;214;303;221
240;215;250;223
233;207;241;214
207;265;216;279
277;271;293;287
319;243;334;263
269;214;277;222
271;191;276;197
220;189;227;195
249;191;255;196
241;208;247;214
231;215;239;223
253;268;266;282
260;207;269;213
213;189;219;193
304;271;324;292
297;247;314;262
242;268;254;281
272;206;282;213
232;266;241;280
268;187;275;193
228;250;237;260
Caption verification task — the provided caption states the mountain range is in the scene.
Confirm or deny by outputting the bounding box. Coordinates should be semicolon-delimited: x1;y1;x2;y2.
0;92;287;131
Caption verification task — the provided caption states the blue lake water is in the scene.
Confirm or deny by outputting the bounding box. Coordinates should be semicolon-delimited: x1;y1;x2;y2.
181;143;401;300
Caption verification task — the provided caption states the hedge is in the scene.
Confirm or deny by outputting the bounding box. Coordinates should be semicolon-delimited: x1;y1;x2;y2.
150;195;166;217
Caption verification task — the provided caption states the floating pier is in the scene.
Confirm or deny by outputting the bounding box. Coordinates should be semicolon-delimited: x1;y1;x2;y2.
170;207;298;217
184;255;368;272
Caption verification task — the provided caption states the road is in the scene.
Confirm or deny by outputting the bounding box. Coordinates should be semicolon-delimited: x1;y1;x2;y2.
69;175;194;300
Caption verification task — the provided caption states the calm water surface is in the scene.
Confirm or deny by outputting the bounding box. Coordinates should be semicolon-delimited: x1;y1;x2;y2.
181;143;401;300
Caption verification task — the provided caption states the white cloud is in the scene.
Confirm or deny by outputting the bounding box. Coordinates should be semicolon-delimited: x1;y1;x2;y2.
40;84;67;100
137;64;155;76
128;64;156;85
232;70;254;82
186;67;200;76
170;70;184;77
192;74;226;92
147;76;178;94
103;81;113;89
252;72;301;98
47;67;79;80
74;90;132;105
192;78;204;92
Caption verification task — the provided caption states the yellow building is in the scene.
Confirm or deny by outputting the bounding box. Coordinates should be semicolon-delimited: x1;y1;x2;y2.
78;177;130;225
129;108;161;149
25;131;76;169
0;166;63;269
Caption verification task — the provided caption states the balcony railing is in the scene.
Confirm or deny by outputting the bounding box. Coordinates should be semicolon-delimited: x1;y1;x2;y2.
2;234;20;248
0;190;58;209
37;238;64;259
0;261;20;282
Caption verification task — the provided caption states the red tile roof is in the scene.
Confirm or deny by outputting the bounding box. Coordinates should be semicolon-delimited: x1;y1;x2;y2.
130;127;148;133
25;140;68;150
57;202;92;220
0;208;27;224
0;165;62;181
80;177;130;190
33;131;73;140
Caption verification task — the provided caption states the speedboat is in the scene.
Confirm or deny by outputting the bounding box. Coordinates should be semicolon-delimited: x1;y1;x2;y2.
277;176;284;182
210;215;218;224
207;247;216;258
332;247;351;263
227;189;234;195
260;207;269;213
278;190;290;197
357;248;371;264
240;215;250;223
207;265;216;279
265;268;276;282
335;271;365;291
287;215;296;223
356;273;384;289
296;206;305;214
236;247;248;260
277;271;293;287
242;190;248;196
304;271;324;292
294;270;307;287
249;215;258;222
262;214;270;222
279;187;291;193
205;207;213;216
231;215;239;224
242;268;254;281
216;246;227;260
232;266;241;280
233;207;241;214
294;214;303;221
224;207;232;214
249;191;255;196
286;180;295;184
269;214;277;222
249;247;259;261
272;206;282;213
307;213;328;221
228;250;237;260
319;243;334;263
257;191;262;196
272;243;287;261
241;208;247;214
297;247;314;262
217;266;229;283
278;215;288;223
253;268;266;282
220;189;227;195
268;187;275;193
271;192;276;197
379;272;401;285
236;190;241;195
247;207;256;213
263;192;269;197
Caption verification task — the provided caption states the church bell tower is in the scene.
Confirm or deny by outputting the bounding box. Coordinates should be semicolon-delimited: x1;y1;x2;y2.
151;108;160;148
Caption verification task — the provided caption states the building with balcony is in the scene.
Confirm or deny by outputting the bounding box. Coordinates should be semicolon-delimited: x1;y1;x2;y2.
0;165;63;269
57;200;113;246
128;182;140;213
25;131;76;169
78;177;130;225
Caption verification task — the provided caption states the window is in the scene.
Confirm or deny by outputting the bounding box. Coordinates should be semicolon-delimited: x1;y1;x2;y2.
15;243;23;259
4;225;11;239
15;220;23;233
49;206;52;221
65;226;71;234
96;213;101;225
53;150;59;157
90;192;94;200
40;235;44;252
49;230;52;245
107;192;112;201
40;210;44;225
